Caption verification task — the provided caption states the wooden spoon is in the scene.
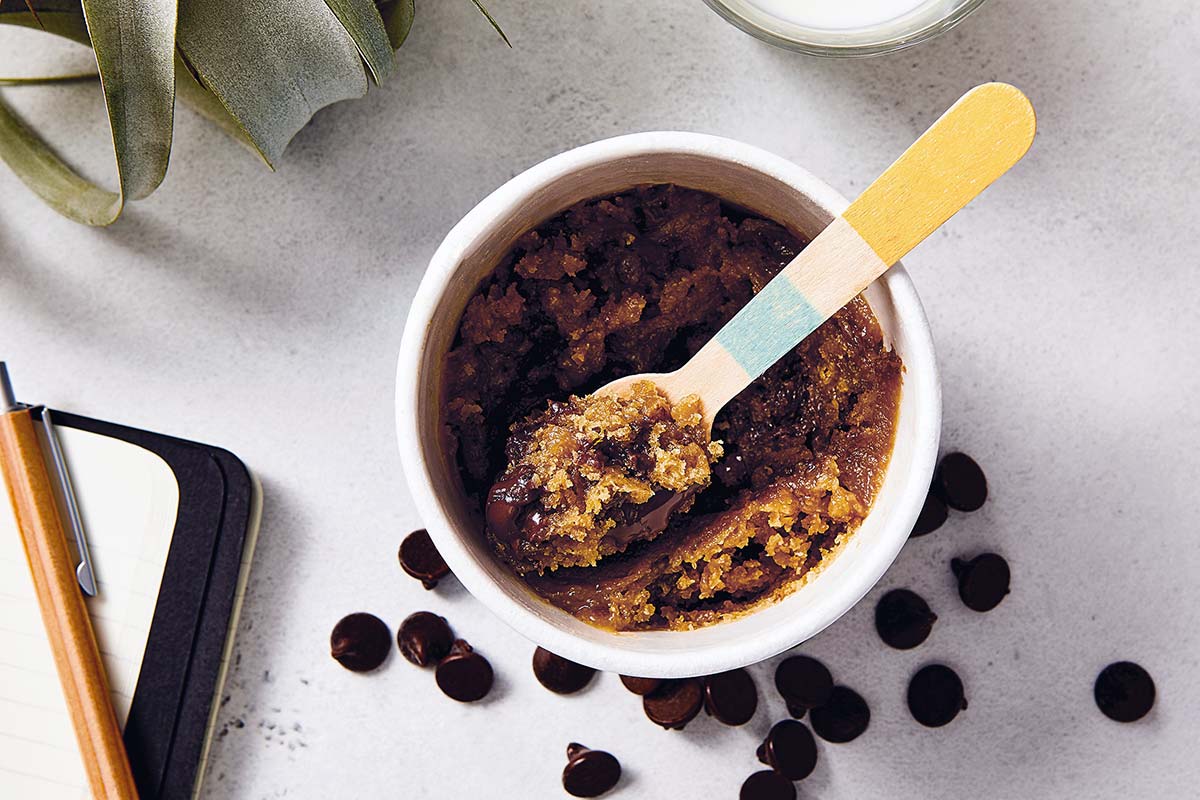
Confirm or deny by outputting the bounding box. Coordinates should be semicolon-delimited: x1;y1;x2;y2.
597;83;1036;431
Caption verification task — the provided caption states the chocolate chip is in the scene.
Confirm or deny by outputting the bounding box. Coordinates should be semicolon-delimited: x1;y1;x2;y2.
875;589;937;649
785;698;809;720
933;452;987;511
740;770;796;800
907;664;967;727
330;613;391;672
643;678;704;730
399;529;451;589
774;655;833;712
703;669;758;726
532;647;596;694
435;639;493;702
485;464;539;544
620;675;662;695
756;720;817;781
562;743;621;797
396;611;454;667
1094;661;1155;722
809;685;870;743
910;490;948;537
952;553;1010;612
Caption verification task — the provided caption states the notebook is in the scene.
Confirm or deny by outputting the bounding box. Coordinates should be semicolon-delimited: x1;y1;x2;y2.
0;409;262;800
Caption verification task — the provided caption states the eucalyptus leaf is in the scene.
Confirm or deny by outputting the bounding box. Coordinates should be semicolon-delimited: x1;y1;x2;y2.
174;49;266;163
0;3;90;45
322;0;395;82
378;0;415;50
0;0;504;226
79;0;178;201
0;0;176;223
0;71;98;85
0;93;122;225
471;0;510;47
176;0;368;167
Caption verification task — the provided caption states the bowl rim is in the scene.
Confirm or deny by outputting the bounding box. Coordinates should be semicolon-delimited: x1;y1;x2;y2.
397;131;941;676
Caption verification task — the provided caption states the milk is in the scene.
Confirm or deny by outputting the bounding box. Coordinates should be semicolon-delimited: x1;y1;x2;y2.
746;0;942;30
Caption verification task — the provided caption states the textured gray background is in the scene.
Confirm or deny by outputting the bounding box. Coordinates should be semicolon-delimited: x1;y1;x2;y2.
2;1;1198;797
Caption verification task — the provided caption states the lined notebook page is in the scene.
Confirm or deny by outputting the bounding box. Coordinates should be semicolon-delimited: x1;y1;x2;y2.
0;426;179;799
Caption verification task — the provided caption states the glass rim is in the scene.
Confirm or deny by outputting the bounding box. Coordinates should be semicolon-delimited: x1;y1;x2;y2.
701;0;989;57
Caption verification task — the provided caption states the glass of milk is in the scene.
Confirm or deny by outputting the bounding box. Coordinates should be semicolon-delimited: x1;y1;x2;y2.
702;0;987;56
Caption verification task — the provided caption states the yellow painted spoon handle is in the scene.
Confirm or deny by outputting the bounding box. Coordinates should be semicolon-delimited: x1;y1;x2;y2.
651;83;1037;427
844;82;1037;265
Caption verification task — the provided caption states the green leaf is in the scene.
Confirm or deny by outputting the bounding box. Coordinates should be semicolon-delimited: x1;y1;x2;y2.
176;0;369;167
378;0;415;50
0;93;122;225
0;4;91;45
173;48;266;163
0;71;99;86
471;0;510;47
79;0;178;201
322;0;395;82
0;0;419;225
0;2;175;225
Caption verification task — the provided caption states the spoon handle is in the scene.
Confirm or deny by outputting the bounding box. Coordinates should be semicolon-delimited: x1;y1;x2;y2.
676;83;1036;423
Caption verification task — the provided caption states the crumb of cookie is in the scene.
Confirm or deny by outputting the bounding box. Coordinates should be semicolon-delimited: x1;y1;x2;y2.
486;381;722;574
529;457;868;630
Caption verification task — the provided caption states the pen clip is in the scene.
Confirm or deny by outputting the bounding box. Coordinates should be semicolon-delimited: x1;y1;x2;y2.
39;408;98;597
0;362;15;413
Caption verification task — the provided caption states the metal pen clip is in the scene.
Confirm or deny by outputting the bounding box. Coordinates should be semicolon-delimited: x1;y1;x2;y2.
40;408;99;597
2;364;97;597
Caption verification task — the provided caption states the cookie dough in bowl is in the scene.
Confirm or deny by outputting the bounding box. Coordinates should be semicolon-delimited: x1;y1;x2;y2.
444;185;902;631
397;132;939;677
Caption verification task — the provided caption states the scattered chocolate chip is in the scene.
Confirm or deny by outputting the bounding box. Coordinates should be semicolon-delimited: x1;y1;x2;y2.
785;698;809;720
1094;662;1155;722
396;611;454;667
774;655;833;712
330;613;391;672
435;639;493;702
809;685;870;743
933;452;987;511
562;743;621;797
399;529;451;589
907;664;967;727
620;675;662;695
740;770;796;800
532;647;596;694
951;553;1010;612
910;490;948;537
875;589;937;649
703;669;758;726
643;678;704;730
756;720;817;781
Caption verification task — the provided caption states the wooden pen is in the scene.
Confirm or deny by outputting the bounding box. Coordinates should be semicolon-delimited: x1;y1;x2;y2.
0;363;139;800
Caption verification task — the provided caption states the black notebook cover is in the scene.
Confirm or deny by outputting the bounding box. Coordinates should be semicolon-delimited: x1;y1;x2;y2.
34;409;257;800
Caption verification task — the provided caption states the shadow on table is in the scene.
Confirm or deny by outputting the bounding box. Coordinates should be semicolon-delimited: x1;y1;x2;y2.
192;472;317;794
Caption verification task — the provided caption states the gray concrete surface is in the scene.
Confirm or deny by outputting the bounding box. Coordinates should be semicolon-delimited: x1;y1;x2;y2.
1;0;1197;797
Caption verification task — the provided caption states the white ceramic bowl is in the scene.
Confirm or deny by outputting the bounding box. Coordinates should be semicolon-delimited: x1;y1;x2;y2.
397;132;941;678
